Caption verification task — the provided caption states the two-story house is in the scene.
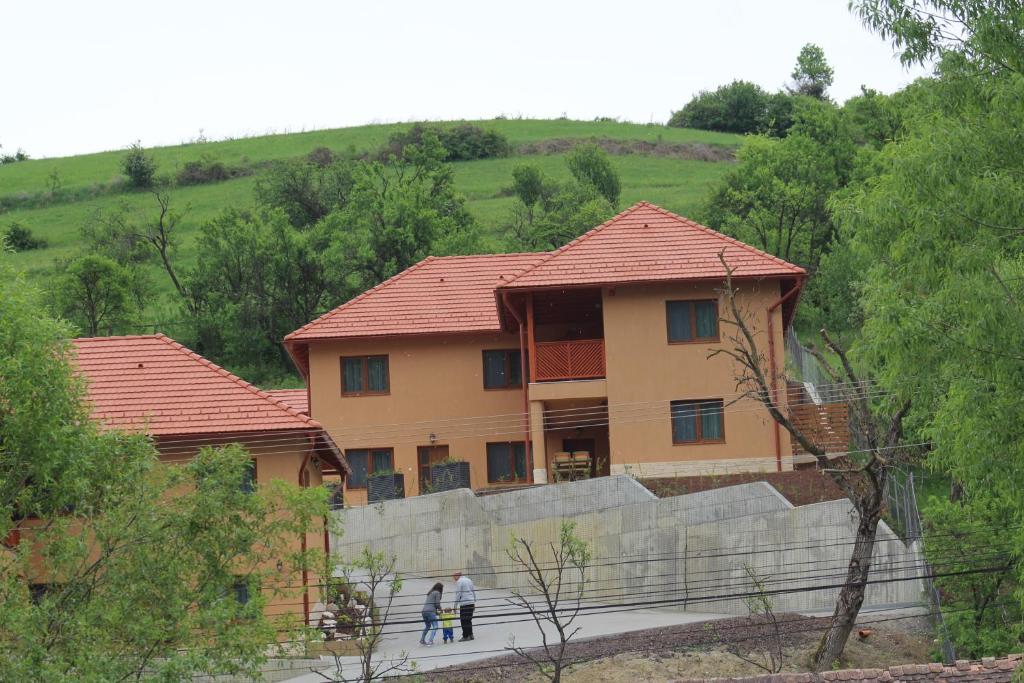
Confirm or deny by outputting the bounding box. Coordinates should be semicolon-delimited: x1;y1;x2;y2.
284;202;806;505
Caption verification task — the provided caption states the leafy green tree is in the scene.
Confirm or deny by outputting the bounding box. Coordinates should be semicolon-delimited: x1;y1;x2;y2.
54;253;136;336
121;141;158;188
841;86;904;148
78;192;188;311
852;0;1024;74
668;80;772;134
789;43;834;99
0;263;331;681
922;495;1021;657
187;208;351;378
844;0;1024;656
325;131;480;286
254;156;356;228
566;143;621;207
764;91;799;137
506;163;614;251
701;132;842;270
511;164;545;211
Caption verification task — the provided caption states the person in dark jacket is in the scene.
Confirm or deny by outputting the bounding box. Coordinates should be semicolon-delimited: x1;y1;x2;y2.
452;571;476;641
420;582;444;646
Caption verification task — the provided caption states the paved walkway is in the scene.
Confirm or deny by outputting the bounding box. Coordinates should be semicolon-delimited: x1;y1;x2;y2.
285;577;732;681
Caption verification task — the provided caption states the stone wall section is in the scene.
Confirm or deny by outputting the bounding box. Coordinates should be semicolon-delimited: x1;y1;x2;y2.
331;476;923;615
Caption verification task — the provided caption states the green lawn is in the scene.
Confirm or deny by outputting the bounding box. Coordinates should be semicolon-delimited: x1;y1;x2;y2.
2;118;740;313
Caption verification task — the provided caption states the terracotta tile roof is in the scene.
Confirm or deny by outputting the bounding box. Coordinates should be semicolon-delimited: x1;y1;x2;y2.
671;654;1023;683
72;335;322;436
265;389;309;415
284;253;548;342
499;201;805;290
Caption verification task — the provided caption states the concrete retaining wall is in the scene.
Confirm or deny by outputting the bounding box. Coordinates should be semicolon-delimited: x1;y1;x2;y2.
331;476;923;615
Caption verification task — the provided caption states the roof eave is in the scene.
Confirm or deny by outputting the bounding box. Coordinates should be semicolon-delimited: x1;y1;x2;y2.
494;271;806;293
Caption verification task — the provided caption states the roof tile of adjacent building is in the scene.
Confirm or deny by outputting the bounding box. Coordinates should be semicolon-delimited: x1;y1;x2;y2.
72;334;322;436
499;201;805;289
669;655;1023;683
265;389;309;415
283;202;804;343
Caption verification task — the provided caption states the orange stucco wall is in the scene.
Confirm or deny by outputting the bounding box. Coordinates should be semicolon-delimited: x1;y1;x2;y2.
305;278;793;501
601;280;792;474
307;334;531;505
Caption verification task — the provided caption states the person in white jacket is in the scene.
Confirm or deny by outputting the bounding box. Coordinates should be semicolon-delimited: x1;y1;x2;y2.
451;571;477;641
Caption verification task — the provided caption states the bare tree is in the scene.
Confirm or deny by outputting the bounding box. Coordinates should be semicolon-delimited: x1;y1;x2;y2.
79;191;194;311
142;190;190;303
505;521;592;683
318;547;411;683
711;252;910;670
717;564;784;673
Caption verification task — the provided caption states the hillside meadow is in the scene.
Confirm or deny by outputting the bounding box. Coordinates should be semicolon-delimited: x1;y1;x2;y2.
1;119;740;314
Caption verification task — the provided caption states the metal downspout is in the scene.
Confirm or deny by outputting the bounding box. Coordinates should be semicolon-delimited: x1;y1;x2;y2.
298;449;312;626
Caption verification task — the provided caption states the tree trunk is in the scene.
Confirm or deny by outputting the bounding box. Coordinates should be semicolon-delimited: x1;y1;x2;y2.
812;509;880;670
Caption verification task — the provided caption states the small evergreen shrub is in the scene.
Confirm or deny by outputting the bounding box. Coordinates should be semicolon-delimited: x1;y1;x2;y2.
3;222;47;251
121;142;158;188
176;156;231;185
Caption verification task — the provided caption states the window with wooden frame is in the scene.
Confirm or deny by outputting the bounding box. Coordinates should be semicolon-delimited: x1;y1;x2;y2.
670;399;725;444
486;441;528;483
666;300;719;343
482;349;523;389
341;355;390;395
345;448;394;489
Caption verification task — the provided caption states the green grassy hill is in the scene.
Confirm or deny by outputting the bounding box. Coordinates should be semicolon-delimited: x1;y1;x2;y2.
1;118;740;311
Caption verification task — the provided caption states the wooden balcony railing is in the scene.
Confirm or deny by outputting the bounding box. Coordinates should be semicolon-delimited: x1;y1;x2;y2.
534;339;605;381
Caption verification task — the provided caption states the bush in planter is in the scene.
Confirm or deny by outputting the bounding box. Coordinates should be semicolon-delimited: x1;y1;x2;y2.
429;458;471;492
367;470;405;502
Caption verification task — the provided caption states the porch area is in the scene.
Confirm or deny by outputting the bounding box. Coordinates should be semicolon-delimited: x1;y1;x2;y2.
528;397;611;484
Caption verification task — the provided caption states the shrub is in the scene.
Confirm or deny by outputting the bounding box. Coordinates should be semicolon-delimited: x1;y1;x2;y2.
3;222;47;251
176;156;230;185
438;124;511;160
0;148;29;164
307;146;336;166
669;80;772;134
121;142;158;188
383;123;510;161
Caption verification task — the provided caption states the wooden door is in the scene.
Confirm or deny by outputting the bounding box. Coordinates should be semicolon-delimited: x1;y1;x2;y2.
417;445;450;492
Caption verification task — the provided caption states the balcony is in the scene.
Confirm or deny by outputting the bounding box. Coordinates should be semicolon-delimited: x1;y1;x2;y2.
535;339;606;381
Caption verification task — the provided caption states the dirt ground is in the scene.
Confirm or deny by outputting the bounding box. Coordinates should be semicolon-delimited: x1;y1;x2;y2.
421;614;934;683
640;470;846;507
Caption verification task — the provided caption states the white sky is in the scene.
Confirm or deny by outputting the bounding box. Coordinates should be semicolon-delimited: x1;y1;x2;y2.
1;0;931;159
